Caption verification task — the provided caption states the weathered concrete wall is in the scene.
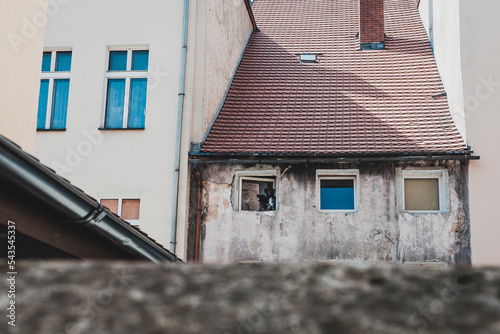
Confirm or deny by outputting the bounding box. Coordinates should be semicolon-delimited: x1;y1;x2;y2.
1;262;499;334
178;0;254;259
201;0;254;139
195;161;470;264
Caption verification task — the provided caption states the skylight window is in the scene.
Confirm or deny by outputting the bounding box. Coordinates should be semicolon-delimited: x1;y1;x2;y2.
299;54;319;63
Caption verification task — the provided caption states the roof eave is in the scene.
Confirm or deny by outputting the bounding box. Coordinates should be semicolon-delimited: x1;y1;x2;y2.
0;135;182;263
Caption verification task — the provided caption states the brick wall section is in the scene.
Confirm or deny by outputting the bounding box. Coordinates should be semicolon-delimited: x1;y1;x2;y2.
360;0;385;43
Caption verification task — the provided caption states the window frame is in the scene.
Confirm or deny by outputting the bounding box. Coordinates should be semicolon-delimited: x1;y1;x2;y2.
99;197;141;226
235;170;278;212
402;169;446;214
316;169;360;213
101;46;149;129
38;49;72;130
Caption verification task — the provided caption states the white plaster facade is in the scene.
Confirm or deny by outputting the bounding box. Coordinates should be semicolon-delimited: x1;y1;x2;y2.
0;0;47;153
34;0;253;260
419;0;500;266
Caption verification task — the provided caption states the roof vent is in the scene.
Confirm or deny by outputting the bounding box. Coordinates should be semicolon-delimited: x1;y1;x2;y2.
359;0;385;50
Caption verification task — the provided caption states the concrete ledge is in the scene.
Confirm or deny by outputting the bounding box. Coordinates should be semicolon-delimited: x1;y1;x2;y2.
1;262;500;333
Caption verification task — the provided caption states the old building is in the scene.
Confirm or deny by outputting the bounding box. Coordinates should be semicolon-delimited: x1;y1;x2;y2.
417;0;500;266
32;0;256;260
188;0;478;265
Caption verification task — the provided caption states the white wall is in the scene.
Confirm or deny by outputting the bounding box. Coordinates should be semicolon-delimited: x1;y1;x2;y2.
35;0;183;251
0;0;47;153
419;0;500;266
459;0;500;267
418;0;466;139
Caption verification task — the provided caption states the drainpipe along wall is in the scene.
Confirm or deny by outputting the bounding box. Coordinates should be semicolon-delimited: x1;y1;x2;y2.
171;0;189;254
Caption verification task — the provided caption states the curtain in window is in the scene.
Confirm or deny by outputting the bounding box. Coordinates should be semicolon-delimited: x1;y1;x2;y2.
51;79;70;129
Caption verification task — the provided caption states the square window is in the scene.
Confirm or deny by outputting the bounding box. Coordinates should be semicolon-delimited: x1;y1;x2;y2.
401;170;445;213
236;172;277;211
100;198;140;226
37;50;72;130
317;170;359;212
404;179;439;211
103;49;149;129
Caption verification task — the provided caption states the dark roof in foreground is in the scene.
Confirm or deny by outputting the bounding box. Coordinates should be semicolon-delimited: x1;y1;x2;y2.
201;0;468;155
0;135;181;263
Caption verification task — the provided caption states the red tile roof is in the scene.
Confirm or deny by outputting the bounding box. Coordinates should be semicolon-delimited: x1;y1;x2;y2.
201;0;468;155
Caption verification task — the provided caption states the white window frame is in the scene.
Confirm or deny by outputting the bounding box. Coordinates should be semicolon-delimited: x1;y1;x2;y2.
102;46;149;129
402;169;446;214
234;170;278;211
316;169;360;213
99;197;140;226
39;49;72;129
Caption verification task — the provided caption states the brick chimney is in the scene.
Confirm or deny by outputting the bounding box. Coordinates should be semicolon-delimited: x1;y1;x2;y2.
359;0;385;50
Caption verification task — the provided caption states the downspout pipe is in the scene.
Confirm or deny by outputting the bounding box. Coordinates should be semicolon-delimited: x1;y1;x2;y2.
194;171;202;263
171;0;189;254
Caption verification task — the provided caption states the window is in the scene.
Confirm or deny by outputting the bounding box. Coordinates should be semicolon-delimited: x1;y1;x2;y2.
298;53;322;63
100;198;140;226
402;170;445;213
37;50;72;130
317;170;359;212
235;171;277;211
103;49;149;129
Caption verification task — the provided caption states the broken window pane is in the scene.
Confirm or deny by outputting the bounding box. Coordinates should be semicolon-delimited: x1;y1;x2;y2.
240;177;276;211
320;179;355;210
404;178;439;211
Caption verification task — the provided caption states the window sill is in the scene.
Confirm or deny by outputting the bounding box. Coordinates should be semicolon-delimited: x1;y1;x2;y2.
37;128;66;131
98;127;145;131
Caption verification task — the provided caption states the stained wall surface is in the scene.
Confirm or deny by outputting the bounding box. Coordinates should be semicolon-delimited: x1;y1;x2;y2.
196;161;470;265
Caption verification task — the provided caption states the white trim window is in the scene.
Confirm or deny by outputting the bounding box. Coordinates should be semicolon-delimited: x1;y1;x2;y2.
37;50;72;130
100;198;141;226
103;48;149;129
317;169;360;212
235;170;277;211
402;169;446;213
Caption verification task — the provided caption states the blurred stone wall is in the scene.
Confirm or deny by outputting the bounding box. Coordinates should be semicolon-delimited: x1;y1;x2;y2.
1;262;499;334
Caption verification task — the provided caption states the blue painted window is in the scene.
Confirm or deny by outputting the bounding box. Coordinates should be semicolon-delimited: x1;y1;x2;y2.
55;52;72;71
37;80;49;129
105;79;126;128
104;49;148;129
37;51;71;130
42;52;51;72
51;79;70;129
108;51;127;71
320;179;355;210
128;78;147;128
132;51;149;71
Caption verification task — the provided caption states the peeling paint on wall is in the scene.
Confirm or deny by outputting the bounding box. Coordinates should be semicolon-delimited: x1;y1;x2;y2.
191;161;470;265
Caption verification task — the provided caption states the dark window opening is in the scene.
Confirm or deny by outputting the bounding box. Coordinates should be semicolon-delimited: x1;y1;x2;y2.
240;177;276;211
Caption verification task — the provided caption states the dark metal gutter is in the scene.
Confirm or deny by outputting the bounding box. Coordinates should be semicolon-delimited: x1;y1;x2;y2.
189;150;479;165
0;135;182;264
